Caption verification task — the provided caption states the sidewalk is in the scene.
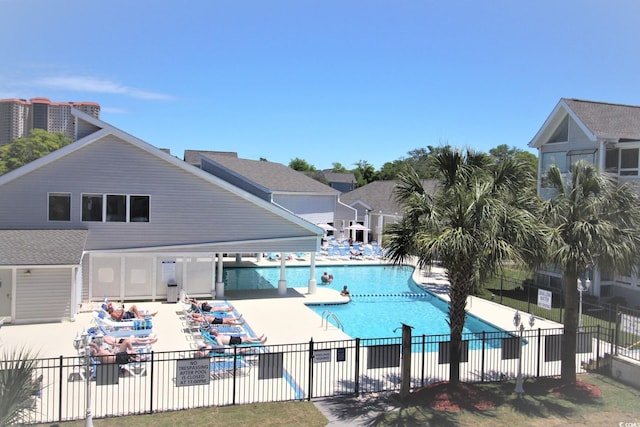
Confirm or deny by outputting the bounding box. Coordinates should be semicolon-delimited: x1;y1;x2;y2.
412;265;563;331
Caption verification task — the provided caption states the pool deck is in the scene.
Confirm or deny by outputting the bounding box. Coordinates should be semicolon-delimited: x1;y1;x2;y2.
0;256;562;359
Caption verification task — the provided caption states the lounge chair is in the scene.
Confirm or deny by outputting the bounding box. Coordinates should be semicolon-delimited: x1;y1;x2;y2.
362;245;377;260
209;356;251;380
326;246;338;260
93;311;138;329
93;320;154;338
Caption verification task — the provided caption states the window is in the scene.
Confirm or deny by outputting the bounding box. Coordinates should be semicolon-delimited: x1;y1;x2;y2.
106;194;126;222
48;193;71;221
620;148;639;176
540;152;567;187
566;149;596;167
547;115;569;143
541;152;567;174
130;195;150;222
82;194;103;221
605;148;619;173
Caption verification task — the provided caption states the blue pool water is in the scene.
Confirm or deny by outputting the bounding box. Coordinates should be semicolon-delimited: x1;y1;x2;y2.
223;265;507;343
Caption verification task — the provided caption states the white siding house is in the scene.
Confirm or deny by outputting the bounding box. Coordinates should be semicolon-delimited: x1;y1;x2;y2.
529;98;640;306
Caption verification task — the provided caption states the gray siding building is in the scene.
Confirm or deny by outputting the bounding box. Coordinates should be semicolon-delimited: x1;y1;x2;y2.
0;110;323;323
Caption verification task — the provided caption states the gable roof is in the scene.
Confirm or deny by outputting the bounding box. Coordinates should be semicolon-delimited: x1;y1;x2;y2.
340;180;437;215
198;153;339;194
0;229;88;265
529;98;640;148
564;99;640;141
0;110;324;236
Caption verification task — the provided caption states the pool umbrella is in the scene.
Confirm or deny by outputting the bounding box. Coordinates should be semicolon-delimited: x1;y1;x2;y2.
317;223;337;231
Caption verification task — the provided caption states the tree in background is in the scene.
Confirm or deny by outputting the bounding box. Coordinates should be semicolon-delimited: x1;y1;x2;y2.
384;146;547;384
542;160;640;385
0;129;71;175
288;157;316;172
353;160;377;187
331;162;348;173
489;144;538;177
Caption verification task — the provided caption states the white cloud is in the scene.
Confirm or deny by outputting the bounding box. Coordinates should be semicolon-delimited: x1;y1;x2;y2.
33;76;173;101
100;106;129;114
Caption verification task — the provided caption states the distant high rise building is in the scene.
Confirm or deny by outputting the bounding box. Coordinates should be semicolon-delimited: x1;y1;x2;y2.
0;97;100;145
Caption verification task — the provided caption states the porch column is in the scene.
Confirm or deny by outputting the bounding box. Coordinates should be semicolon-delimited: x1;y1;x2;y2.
256;252;263;262
278;253;287;296
377;214;384;244
364;214;370;244
215;253;224;299
235;253;242;263
308;252;317;294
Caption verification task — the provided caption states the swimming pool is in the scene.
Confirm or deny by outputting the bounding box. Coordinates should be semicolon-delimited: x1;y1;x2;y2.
223;265;507;342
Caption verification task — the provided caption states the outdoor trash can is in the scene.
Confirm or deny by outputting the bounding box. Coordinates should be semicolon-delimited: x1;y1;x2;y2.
167;282;178;303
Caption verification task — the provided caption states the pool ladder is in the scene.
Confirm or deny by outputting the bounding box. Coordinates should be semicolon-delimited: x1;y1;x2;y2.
321;310;344;331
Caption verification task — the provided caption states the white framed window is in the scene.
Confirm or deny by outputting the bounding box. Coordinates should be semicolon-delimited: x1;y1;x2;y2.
82;193;103;222
541;151;567;174
130;195;150;222
81;193;150;223
620;148;639;176
106;194;126;222
566;149;596;167
48;192;71;221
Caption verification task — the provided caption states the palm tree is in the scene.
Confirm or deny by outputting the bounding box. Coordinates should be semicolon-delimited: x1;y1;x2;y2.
542;160;640;385
385;146;547;384
0;348;41;426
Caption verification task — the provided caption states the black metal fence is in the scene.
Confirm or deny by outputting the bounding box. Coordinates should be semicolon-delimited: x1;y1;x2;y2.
490;276;640;356
16;325;616;424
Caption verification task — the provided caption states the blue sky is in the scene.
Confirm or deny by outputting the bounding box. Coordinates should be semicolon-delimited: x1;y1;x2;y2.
2;1;640;171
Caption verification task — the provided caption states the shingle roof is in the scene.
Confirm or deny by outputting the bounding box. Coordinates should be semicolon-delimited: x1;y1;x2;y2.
340;180;437;214
564;98;640;141
183;150;238;167
0;229;88;266
321;170;356;184
201;154;339;194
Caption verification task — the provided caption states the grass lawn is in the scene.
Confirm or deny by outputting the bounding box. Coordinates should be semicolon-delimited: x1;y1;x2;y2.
41;374;639;426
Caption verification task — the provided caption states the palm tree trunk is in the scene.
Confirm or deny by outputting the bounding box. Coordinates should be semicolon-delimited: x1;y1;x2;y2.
561;271;579;384
447;269;472;385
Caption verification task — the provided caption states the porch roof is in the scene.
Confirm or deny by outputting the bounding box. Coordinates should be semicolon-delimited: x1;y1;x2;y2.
0;229;88;266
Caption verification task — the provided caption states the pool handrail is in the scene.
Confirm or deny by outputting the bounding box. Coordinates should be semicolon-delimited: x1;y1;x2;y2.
320;309;344;331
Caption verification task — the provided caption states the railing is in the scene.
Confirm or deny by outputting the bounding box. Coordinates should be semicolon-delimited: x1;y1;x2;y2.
9;325;617;425
320;309;344;331
488;276;640;352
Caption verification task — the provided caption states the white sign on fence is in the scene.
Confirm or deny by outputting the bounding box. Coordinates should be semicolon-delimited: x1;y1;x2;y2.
314;349;331;363
176;358;210;386
537;289;552;310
